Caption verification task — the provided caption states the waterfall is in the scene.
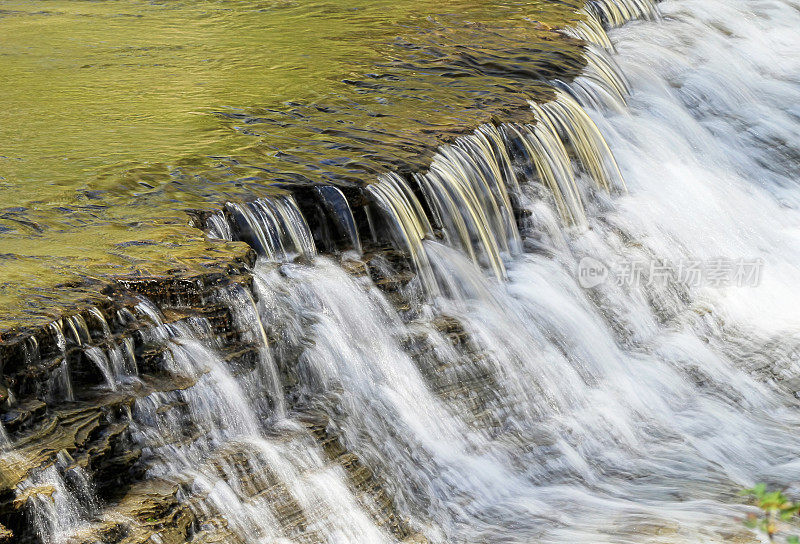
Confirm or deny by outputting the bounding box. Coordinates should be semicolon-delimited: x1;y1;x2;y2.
315;185;363;255
48;321;74;402
15;453;98;544
366;172;439;295
413;125;520;281
250;258;543;540
529;91;626;194
65;315;92;346
5;0;800;541
563;8;614;50
503;122;588;226
586;0;661;27
207;210;234;241
84;347;117;391
87;307;111;337
559;45;630;112
217;282;287;417
127;301;395;543
108;337;138;381
223;195;317;260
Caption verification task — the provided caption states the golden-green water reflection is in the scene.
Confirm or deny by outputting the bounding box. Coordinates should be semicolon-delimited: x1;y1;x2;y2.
0;0;585;331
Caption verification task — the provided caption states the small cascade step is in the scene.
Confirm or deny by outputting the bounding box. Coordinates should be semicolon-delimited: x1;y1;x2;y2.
67;479;199;544
404;317;507;434
0;393;139;543
0;300;262;544
340;249;510;436
300;413;426;543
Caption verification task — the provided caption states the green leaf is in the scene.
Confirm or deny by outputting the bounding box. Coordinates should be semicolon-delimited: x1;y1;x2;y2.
779;504;800;520
786;536;799;544
759;490;787;510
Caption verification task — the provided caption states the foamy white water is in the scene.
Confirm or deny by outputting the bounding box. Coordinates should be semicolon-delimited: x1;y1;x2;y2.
129;310;396;544
582;0;800;332
245;0;800;541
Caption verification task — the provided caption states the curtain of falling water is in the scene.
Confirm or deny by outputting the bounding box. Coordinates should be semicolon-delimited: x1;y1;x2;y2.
129;303;396;543
246;0;800;541
157;0;800;539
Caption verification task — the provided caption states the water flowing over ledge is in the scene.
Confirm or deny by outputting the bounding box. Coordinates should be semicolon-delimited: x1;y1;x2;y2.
0;0;592;333
5;0;800;541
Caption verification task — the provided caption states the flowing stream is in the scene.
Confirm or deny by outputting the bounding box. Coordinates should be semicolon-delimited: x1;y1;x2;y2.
4;0;800;542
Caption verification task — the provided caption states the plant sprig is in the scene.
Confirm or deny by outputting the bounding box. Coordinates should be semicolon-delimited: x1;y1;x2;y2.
740;484;800;543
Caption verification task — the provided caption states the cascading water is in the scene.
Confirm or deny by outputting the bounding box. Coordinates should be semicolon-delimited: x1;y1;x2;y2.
240;0;800;540
47;321;73;402
413;125;521;281
4;0;800;541
15;452;99;544
366;172;438;295
127;298;396;543
107;337;138;382
216;282;287;417
83;347;117;391
223;196;317;261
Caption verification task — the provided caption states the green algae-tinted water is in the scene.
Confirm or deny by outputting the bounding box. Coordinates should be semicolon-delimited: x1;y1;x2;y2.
0;0;587;331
